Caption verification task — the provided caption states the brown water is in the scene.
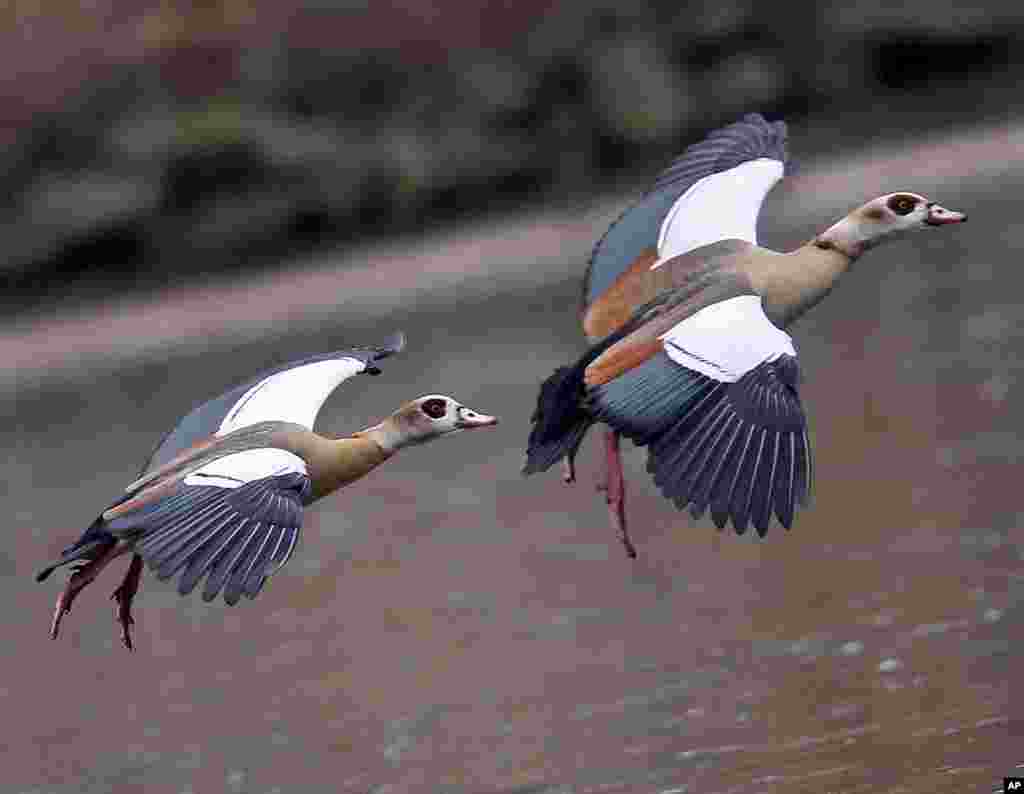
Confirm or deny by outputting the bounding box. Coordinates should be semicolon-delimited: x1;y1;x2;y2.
3;169;1020;793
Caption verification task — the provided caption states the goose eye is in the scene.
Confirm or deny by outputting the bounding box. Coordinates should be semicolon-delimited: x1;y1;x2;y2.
421;398;447;419
887;195;917;216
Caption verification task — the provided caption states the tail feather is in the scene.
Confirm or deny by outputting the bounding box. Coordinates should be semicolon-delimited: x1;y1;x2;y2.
35;520;116;582
523;310;655;475
358;331;405;376
523;363;595;475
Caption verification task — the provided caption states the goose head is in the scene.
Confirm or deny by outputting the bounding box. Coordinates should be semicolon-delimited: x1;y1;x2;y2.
369;395;498;451
817;192;966;258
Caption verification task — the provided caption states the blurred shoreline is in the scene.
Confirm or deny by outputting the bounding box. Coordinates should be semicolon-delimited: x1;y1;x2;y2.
3;7;1019;793
3;112;1021;394
3;1;1023;320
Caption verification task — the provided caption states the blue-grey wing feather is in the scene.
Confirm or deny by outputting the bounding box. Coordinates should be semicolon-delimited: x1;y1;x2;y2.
583;114;788;307
139;334;404;474
108;472;311;605
590;353;810;535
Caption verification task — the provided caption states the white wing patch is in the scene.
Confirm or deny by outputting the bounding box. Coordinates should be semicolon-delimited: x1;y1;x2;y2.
183;448;308;489
217;357;366;435
660;295;795;382
654;158;784;267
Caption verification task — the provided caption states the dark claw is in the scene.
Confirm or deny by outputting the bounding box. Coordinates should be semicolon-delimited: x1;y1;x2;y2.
50;598;70;640
561;456;576;484
112;589;136;652
602;430;638;559
609;506;638;559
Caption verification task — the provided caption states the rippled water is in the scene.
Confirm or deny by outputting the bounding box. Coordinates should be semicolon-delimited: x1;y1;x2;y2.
3;164;1020;793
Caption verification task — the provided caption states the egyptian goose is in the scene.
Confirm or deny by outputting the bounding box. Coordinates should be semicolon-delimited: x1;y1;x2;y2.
37;333;497;650
523;114;966;556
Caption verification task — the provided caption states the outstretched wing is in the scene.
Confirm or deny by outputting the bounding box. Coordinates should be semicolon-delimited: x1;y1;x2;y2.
587;296;810;535
584;114;789;309
139;333;405;474
105;448;312;605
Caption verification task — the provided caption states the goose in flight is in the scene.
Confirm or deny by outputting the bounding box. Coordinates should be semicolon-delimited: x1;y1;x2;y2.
524;114;966;556
38;333;497;650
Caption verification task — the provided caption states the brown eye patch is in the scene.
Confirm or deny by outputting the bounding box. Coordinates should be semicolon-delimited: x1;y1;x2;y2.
421;398;447;419
887;194;917;216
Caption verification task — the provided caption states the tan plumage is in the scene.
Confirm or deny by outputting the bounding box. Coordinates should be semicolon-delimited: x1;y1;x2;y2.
300;433;394;501
581;192;966;387
39;336;498;651
526;114;967;554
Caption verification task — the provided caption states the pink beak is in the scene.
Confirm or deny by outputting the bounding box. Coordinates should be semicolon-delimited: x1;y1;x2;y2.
925;203;967;225
456;407;499;429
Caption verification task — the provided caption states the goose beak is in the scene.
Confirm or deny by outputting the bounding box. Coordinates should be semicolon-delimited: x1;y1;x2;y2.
925;203;967;225
456;406;499;429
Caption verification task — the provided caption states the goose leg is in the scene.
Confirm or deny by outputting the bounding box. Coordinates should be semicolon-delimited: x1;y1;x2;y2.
560;428;588;484
50;541;129;641
561;449;578;483
598;429;637;558
111;553;144;651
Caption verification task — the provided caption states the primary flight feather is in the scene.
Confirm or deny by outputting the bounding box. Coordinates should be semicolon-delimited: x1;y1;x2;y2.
38;333;498;650
524;114;966;555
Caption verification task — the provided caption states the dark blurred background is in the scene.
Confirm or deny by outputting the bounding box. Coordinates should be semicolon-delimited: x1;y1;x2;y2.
3;3;1021;793
3;0;1023;315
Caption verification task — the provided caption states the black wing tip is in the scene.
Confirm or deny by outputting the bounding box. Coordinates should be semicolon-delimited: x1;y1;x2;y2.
521;459;544;476
735;113;788;144
357;331;405;375
717;112;789;164
739;112;786;133
523;422;590;476
34;529;114;583
376;331;406;359
673;491;788;535
646;111;791;198
521;446;562;476
523;362;594;476
646;356;811;538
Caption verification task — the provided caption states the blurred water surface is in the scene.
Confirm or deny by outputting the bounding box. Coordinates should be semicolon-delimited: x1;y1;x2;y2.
4;0;1023;321
3;118;1020;792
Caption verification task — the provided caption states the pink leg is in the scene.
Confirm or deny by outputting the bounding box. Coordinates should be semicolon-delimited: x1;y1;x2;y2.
111;554;144;652
50;541;130;641
597;429;637;558
561;434;586;484
561;456;576;484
